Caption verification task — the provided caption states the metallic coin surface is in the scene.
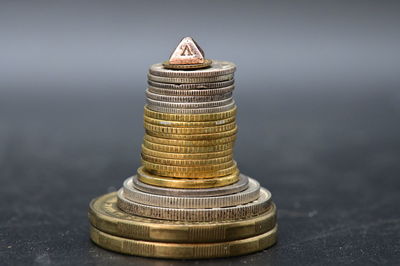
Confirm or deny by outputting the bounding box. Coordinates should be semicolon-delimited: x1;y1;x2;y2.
150;61;236;78
137;166;239;188
146;126;237;140
162;59;212;70
146;90;233;102
144;134;236;146
117;188;272;221
144;105;236;121
144;121;236;135
142;159;234;173
122;177;260;208
89;192;277;243
144;115;236;128
148;85;234;96
131;174;249;197
146;97;233;109
143;140;233;153
141;153;233;166
90;225;278;259
144;160;237;178
141;145;233;160
148;73;234;84
146;102;235;114
148;79;234;90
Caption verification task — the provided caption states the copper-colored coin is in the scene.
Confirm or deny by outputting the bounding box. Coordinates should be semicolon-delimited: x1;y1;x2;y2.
162;59;212;70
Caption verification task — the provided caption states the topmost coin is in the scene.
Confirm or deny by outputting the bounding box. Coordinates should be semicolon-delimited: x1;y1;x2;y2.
150;60;236;78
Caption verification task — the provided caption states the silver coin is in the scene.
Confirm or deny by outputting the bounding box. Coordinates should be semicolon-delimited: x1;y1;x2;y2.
117;187;272;222
149;60;236;78
148;79;234;90
131;174;249;197
145;102;235;114
148;85;235;96
122;177;260;209
146;97;233;109
148;73;234;84
146;90;233;102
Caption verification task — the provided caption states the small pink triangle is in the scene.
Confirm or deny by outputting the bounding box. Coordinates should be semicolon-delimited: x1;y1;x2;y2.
169;37;205;65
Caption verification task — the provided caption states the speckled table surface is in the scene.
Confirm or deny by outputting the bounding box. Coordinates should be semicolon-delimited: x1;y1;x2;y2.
1;88;399;265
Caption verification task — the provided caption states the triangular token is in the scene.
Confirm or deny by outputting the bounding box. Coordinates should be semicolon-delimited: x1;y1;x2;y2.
169;37;205;65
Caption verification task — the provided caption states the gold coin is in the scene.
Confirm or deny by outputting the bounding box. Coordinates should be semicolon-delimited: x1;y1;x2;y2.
137;166;239;188
144;134;236;147
142;158;234;173
90;224;277;259
141;145;233;159
141;153;233;166
144;121;236;135
144;161;238;178
144;105;237;122
88;192;277;243
143;139;234;153
144;115;236;127
146;126;237;140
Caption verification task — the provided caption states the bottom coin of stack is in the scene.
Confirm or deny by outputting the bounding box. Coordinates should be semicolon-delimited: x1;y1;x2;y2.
88;175;277;259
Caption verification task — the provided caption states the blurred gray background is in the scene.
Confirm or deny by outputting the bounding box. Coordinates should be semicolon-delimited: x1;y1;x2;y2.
1;1;399;265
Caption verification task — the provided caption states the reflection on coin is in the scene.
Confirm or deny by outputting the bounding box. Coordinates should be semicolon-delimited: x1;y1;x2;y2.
123;177;260;208
137;166;239;188
141;145;233;160
131;174;249;197
146;90;233;102
90;224;277;258
148;73;234;84
148;85;234;96
150;61;236;78
144;105;237;121
117;188;272;221
148;79;234;90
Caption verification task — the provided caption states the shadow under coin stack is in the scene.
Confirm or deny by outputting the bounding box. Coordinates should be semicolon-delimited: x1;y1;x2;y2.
88;37;278;259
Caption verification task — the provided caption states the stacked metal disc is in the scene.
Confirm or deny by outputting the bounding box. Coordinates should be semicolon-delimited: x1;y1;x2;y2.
88;38;278;259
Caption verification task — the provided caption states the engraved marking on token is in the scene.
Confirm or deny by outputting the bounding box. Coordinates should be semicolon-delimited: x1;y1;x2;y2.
169;37;204;65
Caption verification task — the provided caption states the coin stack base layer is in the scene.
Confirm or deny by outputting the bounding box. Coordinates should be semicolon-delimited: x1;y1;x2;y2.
88;37;278;259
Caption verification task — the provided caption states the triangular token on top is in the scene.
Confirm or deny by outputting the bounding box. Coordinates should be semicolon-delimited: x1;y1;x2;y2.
169;37;205;65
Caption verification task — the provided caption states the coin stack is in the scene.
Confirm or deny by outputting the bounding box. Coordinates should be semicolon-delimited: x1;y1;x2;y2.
88;37;278;259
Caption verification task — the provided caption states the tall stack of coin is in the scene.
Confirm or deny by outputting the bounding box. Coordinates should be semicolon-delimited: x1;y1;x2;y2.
88;37;278;259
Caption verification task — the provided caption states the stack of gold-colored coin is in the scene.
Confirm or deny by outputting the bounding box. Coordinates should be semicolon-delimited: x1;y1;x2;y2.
88;37;278;259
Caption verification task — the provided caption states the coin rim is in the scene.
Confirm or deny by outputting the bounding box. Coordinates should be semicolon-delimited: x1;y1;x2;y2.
90;224;277;258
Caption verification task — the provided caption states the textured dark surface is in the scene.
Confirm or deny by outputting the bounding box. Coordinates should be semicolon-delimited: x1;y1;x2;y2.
1;0;400;265
1;88;400;265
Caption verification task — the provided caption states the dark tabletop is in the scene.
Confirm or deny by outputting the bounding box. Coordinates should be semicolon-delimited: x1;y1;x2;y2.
1;1;400;265
1;85;399;265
